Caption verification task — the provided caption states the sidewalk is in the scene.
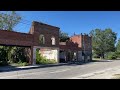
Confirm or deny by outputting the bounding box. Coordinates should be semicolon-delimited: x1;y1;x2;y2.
0;62;77;72
70;66;120;79
0;61;88;72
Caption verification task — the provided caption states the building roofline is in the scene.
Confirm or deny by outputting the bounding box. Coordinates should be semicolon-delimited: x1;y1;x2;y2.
32;21;60;29
0;30;32;36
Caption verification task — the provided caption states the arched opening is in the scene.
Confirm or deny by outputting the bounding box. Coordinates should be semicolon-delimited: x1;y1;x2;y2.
39;34;45;45
51;36;55;45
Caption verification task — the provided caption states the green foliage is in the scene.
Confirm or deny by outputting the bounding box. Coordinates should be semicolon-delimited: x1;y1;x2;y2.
116;52;120;58
59;30;69;42
92;52;100;58
0;46;28;66
0;46;9;65
36;49;57;64
10;61;29;67
17;61;29;66
89;28;117;59
0;11;27;66
0;11;21;31
116;38;120;58
106;52;117;60
11;47;28;63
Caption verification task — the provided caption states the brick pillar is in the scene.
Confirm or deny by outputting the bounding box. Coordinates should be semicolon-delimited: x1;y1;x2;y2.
29;46;33;65
57;48;59;63
33;47;36;65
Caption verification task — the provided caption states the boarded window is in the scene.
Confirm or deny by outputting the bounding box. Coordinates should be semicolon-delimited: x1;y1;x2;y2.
39;34;45;44
51;36;55;45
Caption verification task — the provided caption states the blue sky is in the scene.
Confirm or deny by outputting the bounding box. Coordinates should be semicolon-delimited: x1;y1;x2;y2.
13;11;120;41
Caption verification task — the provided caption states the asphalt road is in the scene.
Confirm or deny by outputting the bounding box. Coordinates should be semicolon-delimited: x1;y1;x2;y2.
0;60;120;79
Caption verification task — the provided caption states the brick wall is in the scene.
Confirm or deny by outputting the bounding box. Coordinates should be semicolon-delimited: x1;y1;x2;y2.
59;41;81;51
70;34;92;51
0;21;60;48
31;21;60;47
70;35;82;48
0;30;33;47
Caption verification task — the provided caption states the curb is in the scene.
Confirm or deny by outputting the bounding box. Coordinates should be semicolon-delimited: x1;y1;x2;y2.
0;63;70;72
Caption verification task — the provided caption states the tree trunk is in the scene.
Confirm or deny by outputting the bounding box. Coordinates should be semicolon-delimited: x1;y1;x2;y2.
100;53;104;60
102;53;104;59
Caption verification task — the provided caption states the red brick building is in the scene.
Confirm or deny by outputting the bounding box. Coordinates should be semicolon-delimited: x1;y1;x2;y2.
59;33;92;63
0;21;92;65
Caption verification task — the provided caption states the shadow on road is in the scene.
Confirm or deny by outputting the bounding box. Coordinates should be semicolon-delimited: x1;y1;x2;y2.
0;60;118;73
92;60;114;62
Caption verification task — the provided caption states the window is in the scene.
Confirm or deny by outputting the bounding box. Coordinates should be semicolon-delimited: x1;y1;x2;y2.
39;34;45;44
51;36;55;45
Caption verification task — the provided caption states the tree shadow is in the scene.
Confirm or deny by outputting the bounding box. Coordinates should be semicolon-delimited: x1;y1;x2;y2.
91;59;113;62
0;61;93;72
0;60;115;73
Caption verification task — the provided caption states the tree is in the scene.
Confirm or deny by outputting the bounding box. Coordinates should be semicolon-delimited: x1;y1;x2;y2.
59;30;69;42
0;11;22;64
11;47;27;63
89;28;117;59
116;38;120;58
116;38;120;52
0;11;21;31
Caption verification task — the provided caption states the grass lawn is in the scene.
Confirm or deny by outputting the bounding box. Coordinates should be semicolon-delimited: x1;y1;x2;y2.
92;58;102;60
9;62;29;67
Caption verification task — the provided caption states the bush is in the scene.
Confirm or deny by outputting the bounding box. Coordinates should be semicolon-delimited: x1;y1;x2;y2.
0;61;8;66
11;47;28;63
36;49;57;64
116;52;120;58
17;61;29;66
0;47;8;66
106;52;117;60
92;52;100;58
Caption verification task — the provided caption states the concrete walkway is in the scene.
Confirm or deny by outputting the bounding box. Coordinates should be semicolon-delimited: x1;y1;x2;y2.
0;62;79;72
0;61;87;72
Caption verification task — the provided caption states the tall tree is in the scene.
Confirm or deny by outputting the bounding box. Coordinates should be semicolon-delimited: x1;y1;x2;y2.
0;11;22;63
116;38;120;58
59;30;69;42
0;11;21;31
89;28;117;59
116;38;120;53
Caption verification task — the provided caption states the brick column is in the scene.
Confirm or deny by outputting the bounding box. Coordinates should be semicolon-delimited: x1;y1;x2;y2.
29;46;33;65
57;48;59;63
33;47;36;65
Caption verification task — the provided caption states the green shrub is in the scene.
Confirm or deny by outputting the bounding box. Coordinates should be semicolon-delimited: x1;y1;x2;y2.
115;52;120;58
0;61;8;66
106;52;117;60
92;52;100;58
11;47;27;63
0;47;8;66
0;46;28;66
36;49;57;64
17;61;29;66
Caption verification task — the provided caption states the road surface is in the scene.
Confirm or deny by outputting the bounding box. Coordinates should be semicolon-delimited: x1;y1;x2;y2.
0;60;120;79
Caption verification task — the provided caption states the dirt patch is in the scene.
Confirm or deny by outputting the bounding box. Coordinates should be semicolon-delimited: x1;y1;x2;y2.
111;74;120;79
